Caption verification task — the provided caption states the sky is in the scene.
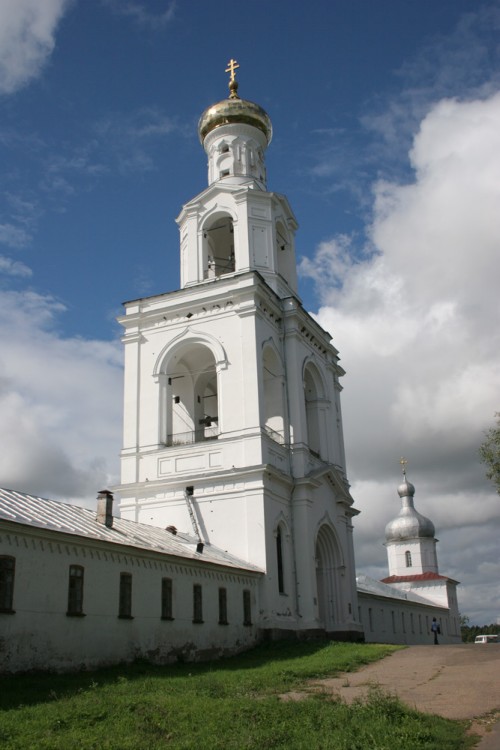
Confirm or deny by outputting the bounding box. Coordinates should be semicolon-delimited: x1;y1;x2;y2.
0;0;499;626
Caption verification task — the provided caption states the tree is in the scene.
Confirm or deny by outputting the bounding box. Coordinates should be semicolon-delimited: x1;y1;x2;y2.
479;413;500;495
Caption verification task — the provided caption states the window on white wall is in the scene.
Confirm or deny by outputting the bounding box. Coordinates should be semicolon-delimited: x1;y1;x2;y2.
119;573;133;619
405;550;412;568
193;584;203;624
218;587;228;625
276;526;285;594
243;589;252;626
0;556;15;613
161;577;173;620
67;565;84;616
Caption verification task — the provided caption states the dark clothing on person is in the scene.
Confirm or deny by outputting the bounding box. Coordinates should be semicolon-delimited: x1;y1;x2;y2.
431;618;440;644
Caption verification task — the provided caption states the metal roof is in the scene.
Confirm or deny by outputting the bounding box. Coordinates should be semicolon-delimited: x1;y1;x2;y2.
0;487;262;574
356;574;448;607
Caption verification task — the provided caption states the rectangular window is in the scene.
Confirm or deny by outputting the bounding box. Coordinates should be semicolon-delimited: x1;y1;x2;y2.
243;589;252;626
193;584;203;623
410;612;415;633
0;556;15;613
419;614;422;634
401;612;406;633
218;587;228;625
391;610;396;633
161;577;173;620
368;607;373;631
119;573;133;618
67;565;84;616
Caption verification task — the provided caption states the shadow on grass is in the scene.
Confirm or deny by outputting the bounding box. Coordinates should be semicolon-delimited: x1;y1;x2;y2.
0;639;398;711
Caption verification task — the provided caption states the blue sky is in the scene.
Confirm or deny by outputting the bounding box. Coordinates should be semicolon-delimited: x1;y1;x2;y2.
1;0;499;625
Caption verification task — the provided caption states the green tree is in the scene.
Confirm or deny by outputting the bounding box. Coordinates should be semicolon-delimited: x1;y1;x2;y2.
479;413;500;494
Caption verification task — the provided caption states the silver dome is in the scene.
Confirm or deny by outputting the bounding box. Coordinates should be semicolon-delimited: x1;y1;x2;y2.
385;479;435;542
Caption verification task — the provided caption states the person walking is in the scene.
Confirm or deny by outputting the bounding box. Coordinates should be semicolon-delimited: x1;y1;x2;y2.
431;617;440;644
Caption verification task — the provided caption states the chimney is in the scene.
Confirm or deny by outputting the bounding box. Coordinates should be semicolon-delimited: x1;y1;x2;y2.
96;490;114;528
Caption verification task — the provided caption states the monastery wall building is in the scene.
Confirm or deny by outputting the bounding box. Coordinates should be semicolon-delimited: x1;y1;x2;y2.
0;66;460;672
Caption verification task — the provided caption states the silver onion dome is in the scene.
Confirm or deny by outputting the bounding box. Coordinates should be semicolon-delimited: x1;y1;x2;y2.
385;478;435;542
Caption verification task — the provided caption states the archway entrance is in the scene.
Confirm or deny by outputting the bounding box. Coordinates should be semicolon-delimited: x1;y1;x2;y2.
315;525;342;632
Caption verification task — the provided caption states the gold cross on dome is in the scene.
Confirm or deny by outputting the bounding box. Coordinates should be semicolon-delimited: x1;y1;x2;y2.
225;58;240;83
400;457;408;478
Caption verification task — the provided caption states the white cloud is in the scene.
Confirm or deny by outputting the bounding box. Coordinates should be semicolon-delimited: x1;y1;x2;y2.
103;0;176;30
0;0;73;95
302;92;500;624
0;290;123;504
0;222;32;248
0;256;32;277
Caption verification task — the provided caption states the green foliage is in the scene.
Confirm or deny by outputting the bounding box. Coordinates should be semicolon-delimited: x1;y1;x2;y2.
479;412;500;494
0;641;471;749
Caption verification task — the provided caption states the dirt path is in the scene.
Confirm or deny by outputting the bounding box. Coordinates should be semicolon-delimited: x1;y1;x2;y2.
284;645;500;747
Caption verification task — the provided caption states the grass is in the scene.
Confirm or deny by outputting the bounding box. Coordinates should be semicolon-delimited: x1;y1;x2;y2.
0;640;476;749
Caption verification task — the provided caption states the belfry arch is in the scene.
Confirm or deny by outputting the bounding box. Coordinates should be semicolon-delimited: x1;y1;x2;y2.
160;342;219;446
202;211;235;278
262;342;285;442
303;361;325;457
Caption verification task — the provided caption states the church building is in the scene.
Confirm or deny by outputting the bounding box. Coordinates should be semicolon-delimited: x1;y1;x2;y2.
0;64;459;673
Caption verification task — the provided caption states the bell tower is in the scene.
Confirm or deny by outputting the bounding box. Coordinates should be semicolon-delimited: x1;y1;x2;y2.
117;63;362;640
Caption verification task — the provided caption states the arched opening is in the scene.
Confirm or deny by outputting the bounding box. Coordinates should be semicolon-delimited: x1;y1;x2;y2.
315;525;343;632
262;344;284;443
164;344;219;445
203;213;235;279
275;220;294;286
405;550;412;568
304;363;324;457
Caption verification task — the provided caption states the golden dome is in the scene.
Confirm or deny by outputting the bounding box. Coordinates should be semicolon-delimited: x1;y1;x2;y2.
198;96;272;145
198;62;272;145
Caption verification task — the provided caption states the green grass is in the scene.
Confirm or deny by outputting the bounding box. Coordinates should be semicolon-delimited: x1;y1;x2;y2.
0;640;475;749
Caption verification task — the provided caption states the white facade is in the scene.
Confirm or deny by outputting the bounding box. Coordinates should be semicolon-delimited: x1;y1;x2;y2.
0;489;261;673
117;78;362;641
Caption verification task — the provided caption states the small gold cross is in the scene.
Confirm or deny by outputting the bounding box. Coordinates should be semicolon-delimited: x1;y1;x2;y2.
400;457;408;477
225;58;240;83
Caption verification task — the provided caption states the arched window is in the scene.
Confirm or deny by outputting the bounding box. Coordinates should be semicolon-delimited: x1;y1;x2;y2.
275;219;294;286
276;526;285;594
405;550;412;568
67;565;84;616
203;213;235;278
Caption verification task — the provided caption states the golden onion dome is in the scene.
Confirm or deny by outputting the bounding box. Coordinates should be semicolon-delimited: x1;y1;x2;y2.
198;60;272;145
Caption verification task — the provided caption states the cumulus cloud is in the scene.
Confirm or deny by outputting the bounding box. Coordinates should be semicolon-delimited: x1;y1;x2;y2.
0;0;73;95
301;92;500;624
0;290;123;504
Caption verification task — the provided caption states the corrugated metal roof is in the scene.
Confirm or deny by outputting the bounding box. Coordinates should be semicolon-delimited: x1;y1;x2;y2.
0;487;262;573
356;574;446;607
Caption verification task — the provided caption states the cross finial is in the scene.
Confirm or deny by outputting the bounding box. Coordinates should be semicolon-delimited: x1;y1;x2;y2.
400;457;408;478
225;58;240;99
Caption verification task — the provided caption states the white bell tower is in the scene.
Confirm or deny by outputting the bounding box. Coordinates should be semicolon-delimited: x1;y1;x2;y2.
117;61;363;640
